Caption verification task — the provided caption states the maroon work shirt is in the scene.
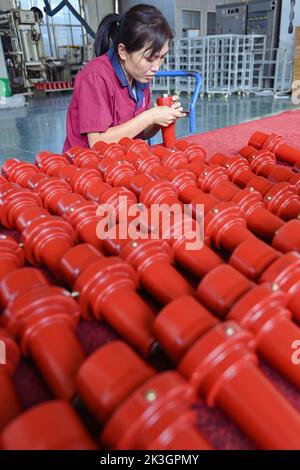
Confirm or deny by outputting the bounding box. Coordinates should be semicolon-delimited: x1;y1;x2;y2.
63;48;151;152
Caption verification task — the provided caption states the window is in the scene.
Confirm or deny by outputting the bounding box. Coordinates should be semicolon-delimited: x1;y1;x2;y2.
207;12;216;35
19;0;84;57
182;10;201;31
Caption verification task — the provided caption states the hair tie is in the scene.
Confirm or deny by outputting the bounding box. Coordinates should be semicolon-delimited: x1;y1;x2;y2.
117;13;123;27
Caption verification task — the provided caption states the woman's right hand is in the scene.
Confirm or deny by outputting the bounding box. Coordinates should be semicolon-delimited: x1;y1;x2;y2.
147;105;186;127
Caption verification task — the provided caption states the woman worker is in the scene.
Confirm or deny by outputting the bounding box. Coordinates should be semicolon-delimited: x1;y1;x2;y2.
63;4;186;152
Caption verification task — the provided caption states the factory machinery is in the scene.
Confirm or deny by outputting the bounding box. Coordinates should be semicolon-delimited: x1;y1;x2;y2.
0;2;94;94
0;7;47;92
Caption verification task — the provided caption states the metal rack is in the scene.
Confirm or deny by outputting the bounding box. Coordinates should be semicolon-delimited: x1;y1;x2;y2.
150;34;292;97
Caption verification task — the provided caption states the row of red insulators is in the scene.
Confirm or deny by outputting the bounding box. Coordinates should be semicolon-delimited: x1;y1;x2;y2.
0;130;300;450
34;81;72;91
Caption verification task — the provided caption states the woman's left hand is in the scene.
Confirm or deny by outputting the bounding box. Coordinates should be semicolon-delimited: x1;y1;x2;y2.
171;95;183;112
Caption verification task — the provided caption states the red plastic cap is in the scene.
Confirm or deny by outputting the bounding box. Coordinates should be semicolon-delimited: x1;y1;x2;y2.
0;401;97;450
76;341;155;422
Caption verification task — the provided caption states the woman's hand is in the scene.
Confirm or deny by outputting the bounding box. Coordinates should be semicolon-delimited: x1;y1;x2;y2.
148;97;186;127
170;95;184;112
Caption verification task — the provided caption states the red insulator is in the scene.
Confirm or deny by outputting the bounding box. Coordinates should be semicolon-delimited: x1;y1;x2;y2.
260;251;300;323
0;235;24;281
35;150;53;168
134;153;160;172
0;401;97;449
15;206;49;232
198;264;253;317
54;192;86;217
154;296;218;364
93;141;126;161
0;185;42;229
0;267;48;309
239;146;295;183
174;141;207;162
199;263;300;389
262;182;300;221
212;154;252;187
248;131;272;149
70;168;103;198
70;168;136;220
2;272;83;399
231;188;285;243
156;96;176;148
151;145;173;158
120;137;152;156
249;131;300;167
63;146;83;161
35;177;72;213
99;185;137;220
64;201;104;251
25;172;48;190
272;219;300;253
166;169;199;205
198;164;239;201
2;160;39;187
229;236;280;282
288;172;300;192
76;341;212;450
61;244;156;356
0;329;21;431
155;295;300;448
20;214;75;278
139;180;179;207
98;158;136;187
161;151;189;170
152;145;189;167
72;148;100;169
204;201;254;252
56;164;77;183
104;237;193;305
1;158;23;178
39;155;69;176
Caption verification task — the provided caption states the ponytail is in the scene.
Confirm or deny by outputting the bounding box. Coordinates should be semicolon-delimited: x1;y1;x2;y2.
93;13;122;57
93;5;173;58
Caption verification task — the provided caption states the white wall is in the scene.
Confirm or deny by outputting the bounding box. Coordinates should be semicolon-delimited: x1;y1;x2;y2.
0;0;14;10
279;0;300;62
84;0;115;33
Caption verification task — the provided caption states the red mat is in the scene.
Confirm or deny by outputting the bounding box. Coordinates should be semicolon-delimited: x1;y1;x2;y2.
3;109;300;450
185;109;300;159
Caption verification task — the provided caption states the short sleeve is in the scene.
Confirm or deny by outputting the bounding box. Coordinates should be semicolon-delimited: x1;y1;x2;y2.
145;86;152;110
78;73;113;134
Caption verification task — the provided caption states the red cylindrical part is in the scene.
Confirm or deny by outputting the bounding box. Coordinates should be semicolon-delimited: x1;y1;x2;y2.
0;329;21;431
157;96;176;148
179;322;300;449
0;401;97;450
61;245;156;356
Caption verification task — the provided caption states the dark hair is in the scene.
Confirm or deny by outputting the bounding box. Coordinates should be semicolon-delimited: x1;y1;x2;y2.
93;4;173;57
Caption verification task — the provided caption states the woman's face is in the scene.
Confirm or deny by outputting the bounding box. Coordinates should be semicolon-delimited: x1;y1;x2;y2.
118;40;169;85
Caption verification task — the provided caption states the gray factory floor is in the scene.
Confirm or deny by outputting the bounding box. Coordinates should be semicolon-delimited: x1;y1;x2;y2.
0;91;299;165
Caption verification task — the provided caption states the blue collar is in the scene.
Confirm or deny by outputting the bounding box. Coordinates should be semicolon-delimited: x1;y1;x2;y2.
107;48;147;109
